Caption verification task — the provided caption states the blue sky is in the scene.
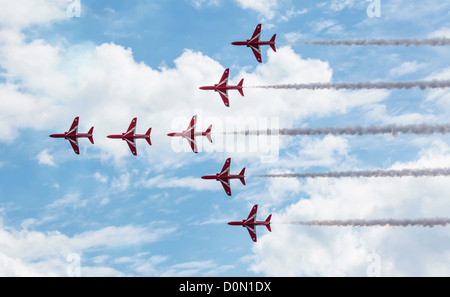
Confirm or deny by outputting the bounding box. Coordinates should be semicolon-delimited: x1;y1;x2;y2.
1;0;450;276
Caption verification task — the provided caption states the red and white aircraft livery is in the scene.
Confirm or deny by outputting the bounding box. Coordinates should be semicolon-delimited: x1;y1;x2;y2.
49;117;94;155
228;204;272;242
231;24;276;63
201;158;245;196
107;117;152;156
167;115;212;154
199;68;244;107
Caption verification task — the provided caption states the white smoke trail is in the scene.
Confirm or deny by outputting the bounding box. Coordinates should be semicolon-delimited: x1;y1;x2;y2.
251;80;450;90
227;123;450;137
290;38;450;47
256;168;450;179
283;218;450;228
226;123;450;136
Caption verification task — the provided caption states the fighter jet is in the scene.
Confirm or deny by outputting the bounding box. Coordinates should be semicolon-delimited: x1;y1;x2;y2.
201;158;245;196
231;24;276;63
107;117;152;156
49;117;94;155
167;115;212;154
228;204;272;242
199;68;244;107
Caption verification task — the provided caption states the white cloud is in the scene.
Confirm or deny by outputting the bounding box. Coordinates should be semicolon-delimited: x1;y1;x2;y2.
309;19;343;35
93;172;108;183
0;221;176;276
46;193;87;210
160;260;234;277
428;28;450;38
111;173;131;191
37;149;55;166
139;175;219;192
249;141;450;276
190;0;221;9
297;135;350;168
0;0;68;29
389;61;427;77
328;0;356;12
234;0;278;20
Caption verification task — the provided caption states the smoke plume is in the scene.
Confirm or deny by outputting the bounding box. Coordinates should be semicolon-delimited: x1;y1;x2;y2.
283;218;450;228
252;80;450;90
228;123;450;137
290;38;450;47
256;168;450;179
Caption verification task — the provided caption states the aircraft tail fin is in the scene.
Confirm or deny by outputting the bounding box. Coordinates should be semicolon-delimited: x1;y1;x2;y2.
145;128;152;146
205;125;213;143
270;34;277;52
265;214;272;232
239;168;246;185
88;127;94;144
238;79;244;96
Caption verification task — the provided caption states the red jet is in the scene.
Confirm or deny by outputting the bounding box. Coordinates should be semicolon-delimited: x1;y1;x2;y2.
49;117;94;155
201;158;245;196
228;204;272;242
199;68;244;107
167;115;212;154
107;117;151;156
231;24;276;63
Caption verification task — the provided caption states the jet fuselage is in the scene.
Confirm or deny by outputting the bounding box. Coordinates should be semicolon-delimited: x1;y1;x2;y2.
231;40;275;47
49;132;92;139
227;220;270;227
201;173;244;180
107;133;150;140
199;84;243;92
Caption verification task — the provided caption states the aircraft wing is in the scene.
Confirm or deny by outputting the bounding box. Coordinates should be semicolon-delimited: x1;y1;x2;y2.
184;134;198;153
218;158;231;176
249;44;262;63
244;205;258;224
67;117;79;136
219;178;231;196
217;68;229;88
250;24;261;43
217;89;230;107
125;138;137;156
245;224;257;242
186;115;197;133
124;118;137;137
67;136;80;154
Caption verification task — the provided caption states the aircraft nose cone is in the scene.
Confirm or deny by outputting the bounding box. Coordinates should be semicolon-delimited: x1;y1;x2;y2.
167;133;175;137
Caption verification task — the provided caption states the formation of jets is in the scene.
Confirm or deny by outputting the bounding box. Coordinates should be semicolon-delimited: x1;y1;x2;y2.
48;24;276;243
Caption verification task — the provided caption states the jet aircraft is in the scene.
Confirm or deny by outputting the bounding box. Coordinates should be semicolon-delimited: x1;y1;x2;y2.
199;68;244;107
231;24;276;63
49;117;94;155
167;115;212;154
228;204;272;242
107;117;152;156
201;158;245;196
